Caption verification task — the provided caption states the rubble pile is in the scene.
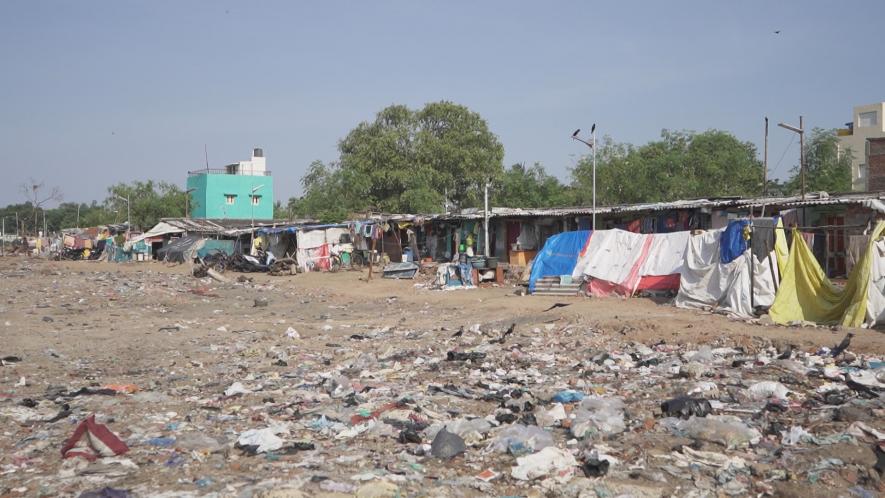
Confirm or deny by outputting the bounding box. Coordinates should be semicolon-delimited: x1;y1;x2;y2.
0;259;883;497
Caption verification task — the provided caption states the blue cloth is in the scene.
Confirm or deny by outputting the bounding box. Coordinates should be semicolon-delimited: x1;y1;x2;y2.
528;230;592;293
458;262;473;286
720;220;750;264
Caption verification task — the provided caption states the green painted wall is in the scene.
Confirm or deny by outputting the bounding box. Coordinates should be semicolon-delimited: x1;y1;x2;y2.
187;173;274;220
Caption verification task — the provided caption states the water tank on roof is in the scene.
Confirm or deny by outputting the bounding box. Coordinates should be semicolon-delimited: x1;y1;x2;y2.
253;148;264;158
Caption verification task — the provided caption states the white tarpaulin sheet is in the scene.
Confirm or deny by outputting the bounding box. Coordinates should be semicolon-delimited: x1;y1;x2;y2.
571;229;690;284
128;221;184;245
296;228;350;270
675;229;777;318
865;238;885;326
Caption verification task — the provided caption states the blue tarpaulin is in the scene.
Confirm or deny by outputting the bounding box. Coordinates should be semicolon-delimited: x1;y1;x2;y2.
528;230;591;293
720;220;750;264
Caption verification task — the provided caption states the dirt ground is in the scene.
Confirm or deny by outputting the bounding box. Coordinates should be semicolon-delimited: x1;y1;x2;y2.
0;256;883;497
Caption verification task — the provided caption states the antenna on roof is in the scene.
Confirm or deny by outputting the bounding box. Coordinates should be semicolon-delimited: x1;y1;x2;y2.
204;144;209;170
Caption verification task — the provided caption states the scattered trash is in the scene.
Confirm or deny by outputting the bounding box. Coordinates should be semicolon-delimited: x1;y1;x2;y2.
511;446;578;481
236;427;286;454
430;428;466;459
61;414;129;461
660;396;712;419
2;258;883;496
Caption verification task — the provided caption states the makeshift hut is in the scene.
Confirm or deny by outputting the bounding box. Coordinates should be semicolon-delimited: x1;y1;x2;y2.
571;229;689;296
528;230;591;294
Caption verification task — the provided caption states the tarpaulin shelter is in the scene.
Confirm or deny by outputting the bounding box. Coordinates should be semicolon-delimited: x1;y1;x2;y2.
528;231;591;293
156;235;204;263
571;229;689;297
769;221;885;327
675;226;780;318
295;225;349;271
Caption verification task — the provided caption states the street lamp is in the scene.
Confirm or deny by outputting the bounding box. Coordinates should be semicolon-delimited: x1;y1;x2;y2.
250;184;265;235
115;194;130;238
778;116;805;198
571;124;597;230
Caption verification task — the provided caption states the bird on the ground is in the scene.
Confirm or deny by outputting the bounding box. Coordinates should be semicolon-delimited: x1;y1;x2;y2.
491;323;516;344
452;326;464;338
543;302;571;312
831;332;854;357
777;344;794;360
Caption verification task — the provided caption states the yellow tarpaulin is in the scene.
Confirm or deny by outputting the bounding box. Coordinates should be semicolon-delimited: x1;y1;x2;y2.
769;221;885;327
774;218;789;276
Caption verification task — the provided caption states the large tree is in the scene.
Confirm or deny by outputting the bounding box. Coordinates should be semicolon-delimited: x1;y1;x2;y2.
785;128;852;194
492;162;573;208
105;180;187;230
288;160;353;223
571;130;763;205
335;101;504;213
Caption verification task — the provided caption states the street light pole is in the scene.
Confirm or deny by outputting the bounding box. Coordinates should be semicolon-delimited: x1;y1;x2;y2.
115;194;131;238
250;184;265;239
778;116;806;198
571;124;597;230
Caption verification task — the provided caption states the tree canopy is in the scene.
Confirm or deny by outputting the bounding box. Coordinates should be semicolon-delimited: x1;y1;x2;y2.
785;128;852;194
290;102;505;220
492;163;573;208
571;130;764;205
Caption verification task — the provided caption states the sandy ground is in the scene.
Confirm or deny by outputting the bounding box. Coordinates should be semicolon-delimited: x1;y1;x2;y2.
0;257;883;497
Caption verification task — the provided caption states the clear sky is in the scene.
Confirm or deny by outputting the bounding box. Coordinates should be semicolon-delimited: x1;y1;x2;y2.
1;1;882;206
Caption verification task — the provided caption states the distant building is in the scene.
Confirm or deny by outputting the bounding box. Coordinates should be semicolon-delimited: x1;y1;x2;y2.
187;148;274;220
837;102;885;191
868;137;885;192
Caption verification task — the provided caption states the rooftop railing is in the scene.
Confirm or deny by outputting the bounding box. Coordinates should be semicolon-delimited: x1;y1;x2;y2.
187;168;272;176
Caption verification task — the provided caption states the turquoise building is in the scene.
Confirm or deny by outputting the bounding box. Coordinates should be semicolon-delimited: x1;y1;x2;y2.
187;148;274;220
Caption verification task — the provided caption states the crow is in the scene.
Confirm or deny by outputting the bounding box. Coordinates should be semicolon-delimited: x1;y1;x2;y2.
452;326;464;338
777;344;794;360
831;332;854;357
491;323;516;344
543;302;571;312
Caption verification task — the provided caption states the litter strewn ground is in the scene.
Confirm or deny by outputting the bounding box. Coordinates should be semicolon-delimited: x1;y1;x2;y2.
1;258;883;497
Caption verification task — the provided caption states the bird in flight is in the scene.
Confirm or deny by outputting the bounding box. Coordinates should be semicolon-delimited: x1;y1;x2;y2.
774;30;781;34
572;129;580;138
543;302;571;312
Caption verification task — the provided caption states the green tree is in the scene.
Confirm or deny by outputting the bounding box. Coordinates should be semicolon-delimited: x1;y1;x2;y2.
335;101;504;213
105;181;187;230
492;162;573;208
287;160;352;223
571;130;763;205
785;128;852;194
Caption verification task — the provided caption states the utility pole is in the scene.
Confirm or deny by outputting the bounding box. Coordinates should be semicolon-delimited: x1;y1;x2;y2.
483;181;491;258
799;115;805;198
76;204;80;229
763;117;768;196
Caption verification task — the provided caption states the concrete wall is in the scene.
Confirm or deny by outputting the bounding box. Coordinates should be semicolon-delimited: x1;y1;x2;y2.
187;173;274;220
838;103;885;191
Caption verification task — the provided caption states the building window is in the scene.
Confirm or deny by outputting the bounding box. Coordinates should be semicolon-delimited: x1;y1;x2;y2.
251;195;261;206
225;194;236;205
859;111;878;127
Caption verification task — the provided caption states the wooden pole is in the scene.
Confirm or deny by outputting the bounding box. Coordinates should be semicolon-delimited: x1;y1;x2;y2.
763;117;769;196
368;236;375;281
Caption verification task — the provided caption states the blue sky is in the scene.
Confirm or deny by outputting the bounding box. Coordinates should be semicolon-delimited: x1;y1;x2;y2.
1;1;882;206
